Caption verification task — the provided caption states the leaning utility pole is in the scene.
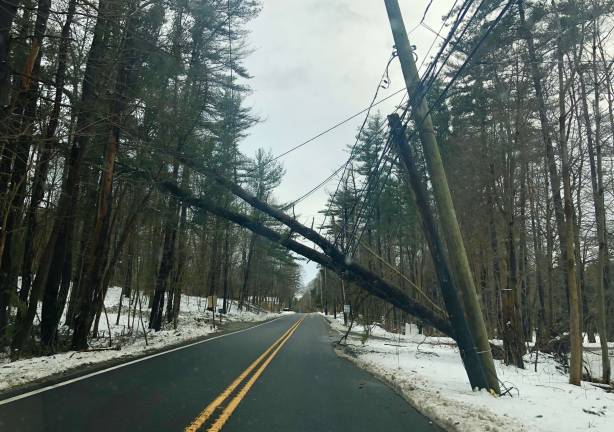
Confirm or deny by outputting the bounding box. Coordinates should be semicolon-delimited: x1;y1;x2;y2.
388;113;489;391
383;0;500;393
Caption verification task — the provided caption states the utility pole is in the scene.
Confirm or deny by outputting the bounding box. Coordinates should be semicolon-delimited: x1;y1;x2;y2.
388;113;489;391
383;0;500;393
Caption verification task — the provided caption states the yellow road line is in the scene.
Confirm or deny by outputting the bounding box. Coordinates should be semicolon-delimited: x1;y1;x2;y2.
206;316;304;432
184;317;304;432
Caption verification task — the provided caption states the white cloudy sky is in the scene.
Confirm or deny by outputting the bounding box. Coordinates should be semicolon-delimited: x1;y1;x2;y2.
240;0;454;283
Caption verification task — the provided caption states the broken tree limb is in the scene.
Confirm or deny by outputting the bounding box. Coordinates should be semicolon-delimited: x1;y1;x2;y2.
180;157;347;262
159;156;454;329
154;179;454;337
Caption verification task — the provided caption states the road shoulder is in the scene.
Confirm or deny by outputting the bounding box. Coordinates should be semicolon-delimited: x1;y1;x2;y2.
323;315;522;432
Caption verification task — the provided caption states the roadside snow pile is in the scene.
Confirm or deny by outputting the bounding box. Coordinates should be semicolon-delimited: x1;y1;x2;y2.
327;316;614;432
0;288;281;393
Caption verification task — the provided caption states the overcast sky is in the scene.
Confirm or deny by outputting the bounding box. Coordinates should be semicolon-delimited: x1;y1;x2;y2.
240;0;454;284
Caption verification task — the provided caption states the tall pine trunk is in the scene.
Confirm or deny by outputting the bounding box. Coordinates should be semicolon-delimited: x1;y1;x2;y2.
18;0;76;323
519;0;582;385
11;0;111;355
71;1;140;349
576;23;610;382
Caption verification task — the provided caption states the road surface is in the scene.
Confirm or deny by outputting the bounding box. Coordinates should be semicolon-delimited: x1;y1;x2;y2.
0;314;441;431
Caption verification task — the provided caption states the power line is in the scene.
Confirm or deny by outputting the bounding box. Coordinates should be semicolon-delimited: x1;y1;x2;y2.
344;146;396;252
329;131;394;249
350;154;398;256
421;0;486;96
282;159;349;210
402;0;516;135
278;0;482;249
321;0;469;246
259;87;406;168
409;0;480;114
339;0;473;251
420;0;435;24
285;52;400;211
345;0;515;256
291;0;465;231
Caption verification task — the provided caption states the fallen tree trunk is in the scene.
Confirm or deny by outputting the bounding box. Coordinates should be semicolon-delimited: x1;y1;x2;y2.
155;179;453;337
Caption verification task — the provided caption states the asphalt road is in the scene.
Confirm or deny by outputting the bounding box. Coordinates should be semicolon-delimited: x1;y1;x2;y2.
0;314;442;432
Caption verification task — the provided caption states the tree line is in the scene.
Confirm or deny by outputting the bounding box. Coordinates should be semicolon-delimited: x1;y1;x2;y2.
310;0;614;386
0;0;302;358
2;0;612;391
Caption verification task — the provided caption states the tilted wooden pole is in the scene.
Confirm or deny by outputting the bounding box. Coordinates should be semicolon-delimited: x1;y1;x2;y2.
388;113;489;391
383;0;499;393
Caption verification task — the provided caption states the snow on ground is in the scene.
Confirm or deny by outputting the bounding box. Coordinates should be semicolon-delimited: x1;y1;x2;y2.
326;315;614;432
0;288;283;393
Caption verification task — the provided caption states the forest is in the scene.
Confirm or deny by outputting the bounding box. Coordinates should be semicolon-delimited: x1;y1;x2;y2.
1;0;613;396
0;0;301;359
305;0;614;388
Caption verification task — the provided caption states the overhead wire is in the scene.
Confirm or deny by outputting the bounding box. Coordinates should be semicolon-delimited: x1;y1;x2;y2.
307;0;469;241
163;0;511;231
221;0;508;259
340;0;472;253
246;87;407;174
345;0;515;256
322;0;468;249
401;0;516;136
284;51;400;211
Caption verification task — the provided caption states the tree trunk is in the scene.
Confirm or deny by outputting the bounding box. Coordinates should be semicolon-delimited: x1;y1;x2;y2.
117;237;134;326
528;170;548;346
519;0;582;385
18;0;76;324
577;24;610;383
168;170;189;325
150;183;180;331
155;177;454;337
0;0;51;343
0;0;21;106
240;233;256;309
71;2;139;349
221;222;231;314
388;113;491;391
15;0;112;354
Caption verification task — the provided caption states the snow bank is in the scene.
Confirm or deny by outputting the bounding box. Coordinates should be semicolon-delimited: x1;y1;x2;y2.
327;316;614;432
0;288;281;393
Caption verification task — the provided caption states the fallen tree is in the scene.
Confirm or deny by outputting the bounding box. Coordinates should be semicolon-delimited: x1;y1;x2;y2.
165;147;499;391
154;178;454;337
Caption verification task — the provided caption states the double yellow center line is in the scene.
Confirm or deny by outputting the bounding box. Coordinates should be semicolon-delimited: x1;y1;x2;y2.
185;316;305;432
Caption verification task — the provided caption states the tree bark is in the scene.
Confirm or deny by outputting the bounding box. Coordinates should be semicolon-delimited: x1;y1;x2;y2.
0;0;51;342
576;22;610;382
18;0;76;318
388;113;491;391
0;0;21;106
519;0;582;385
150;179;180;331
11;0;113;355
71;2;140;349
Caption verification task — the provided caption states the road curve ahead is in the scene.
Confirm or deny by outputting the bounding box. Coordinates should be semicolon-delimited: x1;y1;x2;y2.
0;314;442;432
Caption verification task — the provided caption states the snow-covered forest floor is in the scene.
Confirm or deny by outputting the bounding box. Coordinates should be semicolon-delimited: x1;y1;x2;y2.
327;315;614;432
0;287;283;393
